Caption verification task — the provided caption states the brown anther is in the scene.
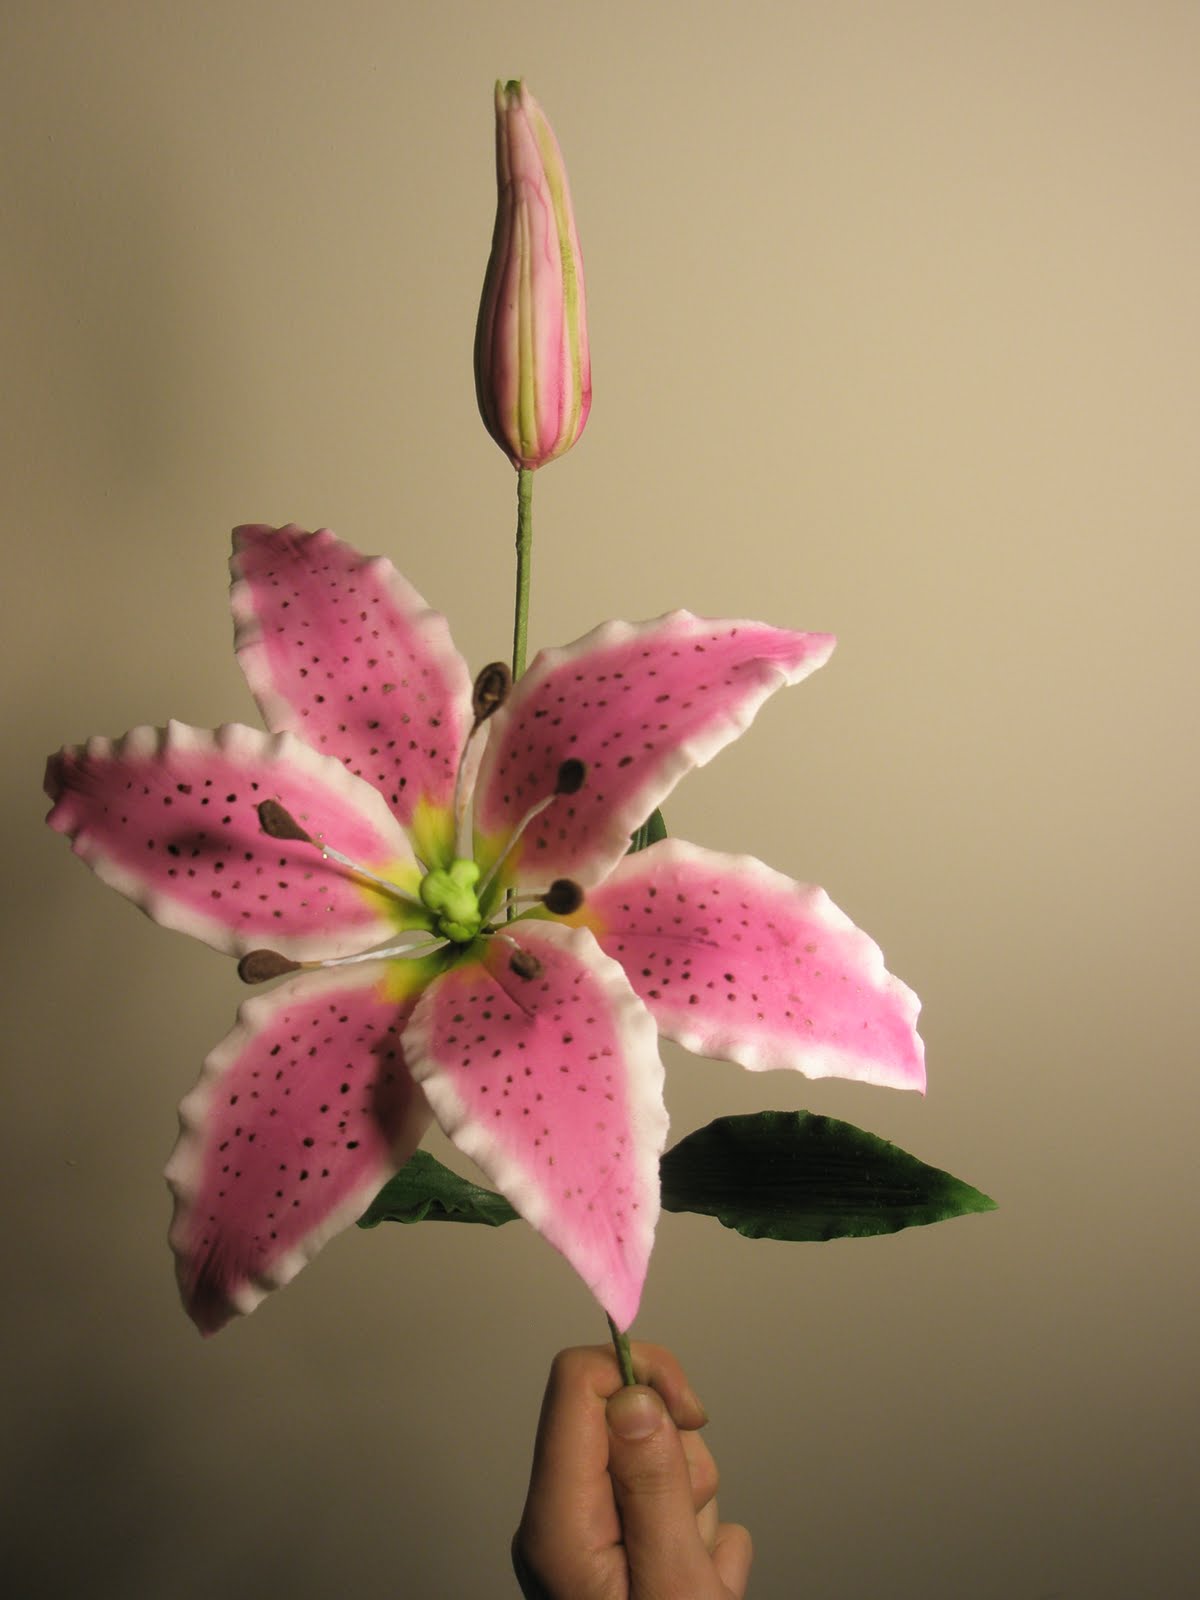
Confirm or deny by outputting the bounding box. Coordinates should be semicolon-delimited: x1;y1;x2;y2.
257;799;312;843
509;948;543;981
555;758;586;795
238;949;302;984
542;879;584;916
472;661;512;725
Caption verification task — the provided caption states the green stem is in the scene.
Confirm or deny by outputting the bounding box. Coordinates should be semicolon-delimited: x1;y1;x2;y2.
606;1314;637;1387
505;467;535;929
512;467;534;678
510;468;630;1387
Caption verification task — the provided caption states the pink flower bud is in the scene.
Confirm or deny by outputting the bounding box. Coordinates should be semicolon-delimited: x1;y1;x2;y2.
474;80;591;471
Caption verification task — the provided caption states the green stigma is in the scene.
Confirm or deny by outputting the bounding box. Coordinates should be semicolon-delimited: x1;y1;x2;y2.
419;858;483;944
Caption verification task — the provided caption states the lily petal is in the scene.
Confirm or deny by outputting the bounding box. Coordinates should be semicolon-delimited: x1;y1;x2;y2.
473;613;834;889
232;524;473;857
166;960;433;1334
581;840;925;1092
45;721;425;959
404;922;667;1331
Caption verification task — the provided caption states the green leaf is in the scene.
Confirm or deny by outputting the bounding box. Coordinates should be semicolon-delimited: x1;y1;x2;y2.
358;1149;518;1228
358;1112;994;1242
642;807;668;847
628;807;667;855
659;1111;996;1241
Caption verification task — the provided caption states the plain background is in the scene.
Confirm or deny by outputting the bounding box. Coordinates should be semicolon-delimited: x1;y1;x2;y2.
3;2;1196;1596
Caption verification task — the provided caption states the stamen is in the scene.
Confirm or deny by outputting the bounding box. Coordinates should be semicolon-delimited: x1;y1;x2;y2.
491;930;543;980
556;758;586;794
453;737;486;860
451;663;514;858
309;938;447;970
510;879;586;915
477;763;589;901
257;800;313;843
472;661;512;726
509;948;542;980
318;844;421;902
255;801;421;908
475;795;553;896
238;934;447;984
542;879;584;915
238;949;302;984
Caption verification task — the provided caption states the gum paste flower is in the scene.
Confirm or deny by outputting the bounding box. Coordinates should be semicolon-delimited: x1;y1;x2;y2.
45;525;924;1334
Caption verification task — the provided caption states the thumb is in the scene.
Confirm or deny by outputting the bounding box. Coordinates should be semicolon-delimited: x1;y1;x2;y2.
606;1387;716;1597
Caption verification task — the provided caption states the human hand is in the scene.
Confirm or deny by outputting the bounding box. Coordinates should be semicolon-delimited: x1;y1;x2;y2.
512;1342;753;1600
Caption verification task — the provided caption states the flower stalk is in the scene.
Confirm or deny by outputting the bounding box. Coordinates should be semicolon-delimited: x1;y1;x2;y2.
512;466;534;679
607;1314;637;1387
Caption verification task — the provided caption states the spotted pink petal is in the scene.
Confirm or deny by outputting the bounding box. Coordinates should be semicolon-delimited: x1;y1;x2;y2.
472;613;835;890
404;922;667;1331
44;721;424;959
166;960;433;1334
232;524;473;852
582;840;925;1092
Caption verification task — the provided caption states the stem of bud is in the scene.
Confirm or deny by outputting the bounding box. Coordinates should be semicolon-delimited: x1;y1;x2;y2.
512;467;534;679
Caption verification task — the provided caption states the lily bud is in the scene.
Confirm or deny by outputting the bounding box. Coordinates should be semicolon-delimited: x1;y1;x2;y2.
474;79;591;471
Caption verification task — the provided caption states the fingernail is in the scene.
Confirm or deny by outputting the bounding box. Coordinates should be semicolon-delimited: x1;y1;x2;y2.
607;1388;664;1441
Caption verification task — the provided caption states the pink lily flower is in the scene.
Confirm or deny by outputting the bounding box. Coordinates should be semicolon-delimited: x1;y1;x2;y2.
44;524;923;1335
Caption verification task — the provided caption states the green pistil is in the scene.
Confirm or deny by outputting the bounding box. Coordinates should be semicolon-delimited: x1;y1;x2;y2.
419;859;484;944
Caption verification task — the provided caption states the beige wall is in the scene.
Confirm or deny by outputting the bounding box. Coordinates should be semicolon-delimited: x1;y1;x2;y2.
3;2;1196;1595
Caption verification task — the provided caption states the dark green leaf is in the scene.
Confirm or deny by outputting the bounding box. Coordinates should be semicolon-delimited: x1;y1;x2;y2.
642;807;668;847
358;1149;518;1228
628;807;667;855
660;1111;996;1240
359;1112;994;1242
